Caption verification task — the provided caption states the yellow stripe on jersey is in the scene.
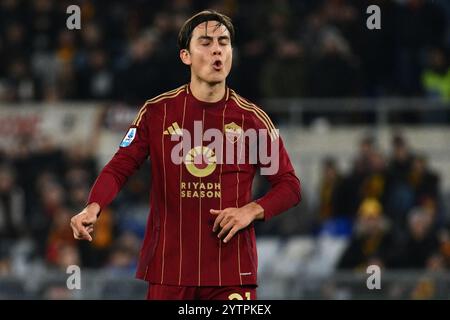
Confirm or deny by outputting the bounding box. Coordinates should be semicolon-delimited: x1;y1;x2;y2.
132;85;186;126
178;96;187;285
135;108;147;127
146;85;185;104
145;87;185;105
161;103;168;284
231;91;277;133
230;91;277;135
230;92;279;141
132;102;148;126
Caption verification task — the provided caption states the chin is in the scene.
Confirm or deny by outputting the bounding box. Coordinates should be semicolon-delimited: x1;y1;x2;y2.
206;76;226;85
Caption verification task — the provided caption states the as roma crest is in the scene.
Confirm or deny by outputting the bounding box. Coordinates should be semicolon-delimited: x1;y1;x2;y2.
224;122;243;144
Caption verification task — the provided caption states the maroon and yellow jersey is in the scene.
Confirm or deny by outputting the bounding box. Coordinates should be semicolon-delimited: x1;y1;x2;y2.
88;84;301;286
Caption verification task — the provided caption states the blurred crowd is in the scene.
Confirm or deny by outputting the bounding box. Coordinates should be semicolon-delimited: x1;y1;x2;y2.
0;124;447;278
0;132;149;276
0;0;449;105
315;132;447;273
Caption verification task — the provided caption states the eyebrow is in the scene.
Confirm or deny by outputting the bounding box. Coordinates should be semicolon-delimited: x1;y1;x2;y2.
197;35;230;41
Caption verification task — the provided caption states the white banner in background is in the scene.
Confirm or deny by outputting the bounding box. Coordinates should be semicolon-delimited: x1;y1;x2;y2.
0;104;102;151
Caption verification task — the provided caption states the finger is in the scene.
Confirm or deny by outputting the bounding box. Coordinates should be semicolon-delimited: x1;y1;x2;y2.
73;230;91;241
83;229;93;241
220;214;232;228
75;222;92;241
217;220;234;239
71;219;89;240
86;226;94;234
71;222;80;238
223;226;240;243
210;209;221;215
213;211;225;232
76;230;91;241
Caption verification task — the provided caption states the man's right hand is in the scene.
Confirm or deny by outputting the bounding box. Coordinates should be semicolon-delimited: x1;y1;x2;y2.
70;202;101;242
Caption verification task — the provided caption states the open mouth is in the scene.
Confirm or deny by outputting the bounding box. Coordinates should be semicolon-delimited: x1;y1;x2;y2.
212;60;223;70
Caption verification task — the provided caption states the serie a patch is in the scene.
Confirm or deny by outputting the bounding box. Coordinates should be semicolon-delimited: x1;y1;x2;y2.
120;128;137;147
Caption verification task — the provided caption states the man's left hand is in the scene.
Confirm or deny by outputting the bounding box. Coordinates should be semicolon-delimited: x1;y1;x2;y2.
210;202;264;243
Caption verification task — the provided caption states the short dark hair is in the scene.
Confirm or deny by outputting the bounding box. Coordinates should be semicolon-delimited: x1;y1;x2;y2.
178;10;235;50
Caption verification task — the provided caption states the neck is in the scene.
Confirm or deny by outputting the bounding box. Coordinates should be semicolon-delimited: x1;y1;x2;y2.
189;77;226;103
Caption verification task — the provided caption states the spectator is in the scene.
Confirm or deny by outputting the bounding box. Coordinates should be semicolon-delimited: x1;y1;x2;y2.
45;207;77;267
354;135;378;176
0;164;26;240
113;33;163;104
77;49;114;100
0;0;448;102
422;48;450;102
0;163;26;273
317;157;342;222
394;0;447;96
360;150;387;202
408;154;440;206
385;133;415;227
260;39;308;98
334;135;380;219
105;232;140;276
391;207;440;269
307;29;361;97
337;198;395;270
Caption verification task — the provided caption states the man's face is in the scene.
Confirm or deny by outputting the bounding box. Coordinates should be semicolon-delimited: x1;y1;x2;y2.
181;21;232;84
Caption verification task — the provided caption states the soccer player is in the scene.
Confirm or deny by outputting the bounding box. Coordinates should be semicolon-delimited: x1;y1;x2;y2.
70;10;301;300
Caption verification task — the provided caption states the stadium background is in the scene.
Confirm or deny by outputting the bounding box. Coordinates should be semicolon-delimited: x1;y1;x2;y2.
0;0;449;299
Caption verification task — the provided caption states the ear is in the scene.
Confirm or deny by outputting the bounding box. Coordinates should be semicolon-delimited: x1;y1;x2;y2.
179;49;191;66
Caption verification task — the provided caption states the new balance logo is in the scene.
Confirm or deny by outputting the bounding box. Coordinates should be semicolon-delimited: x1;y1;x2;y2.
163;122;183;135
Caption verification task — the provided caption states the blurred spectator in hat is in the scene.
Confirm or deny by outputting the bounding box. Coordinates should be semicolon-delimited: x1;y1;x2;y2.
335;135;380;219
337;198;395;270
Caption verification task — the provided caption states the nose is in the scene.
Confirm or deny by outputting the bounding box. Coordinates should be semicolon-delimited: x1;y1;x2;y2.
212;41;222;56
